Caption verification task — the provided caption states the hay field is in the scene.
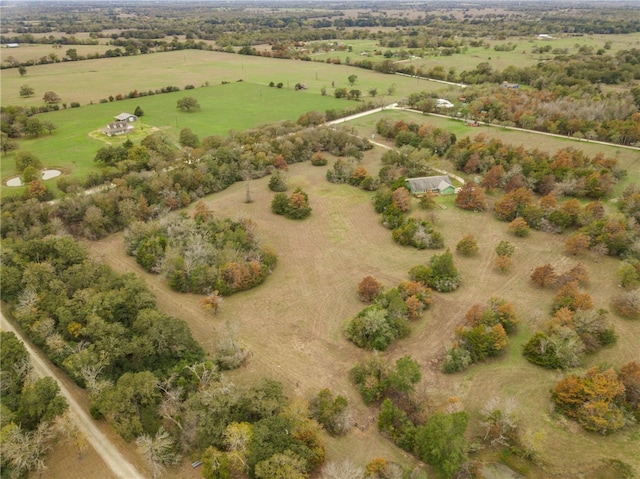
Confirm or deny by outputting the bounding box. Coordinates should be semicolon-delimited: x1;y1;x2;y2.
0;49;441;107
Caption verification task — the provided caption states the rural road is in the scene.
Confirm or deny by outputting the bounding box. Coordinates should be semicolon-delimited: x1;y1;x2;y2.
0;311;146;479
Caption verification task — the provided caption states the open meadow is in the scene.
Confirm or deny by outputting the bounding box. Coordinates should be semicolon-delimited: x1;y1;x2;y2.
87;134;640;477
0;49;441;107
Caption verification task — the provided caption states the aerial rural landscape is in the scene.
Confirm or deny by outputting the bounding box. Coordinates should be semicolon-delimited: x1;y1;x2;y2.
1;1;639;478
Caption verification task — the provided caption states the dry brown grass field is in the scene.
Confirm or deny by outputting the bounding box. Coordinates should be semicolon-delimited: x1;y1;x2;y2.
85;140;639;477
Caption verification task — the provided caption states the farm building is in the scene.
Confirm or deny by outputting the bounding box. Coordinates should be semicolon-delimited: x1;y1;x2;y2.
114;112;137;122
5;43;19;48
103;120;134;137
406;176;455;195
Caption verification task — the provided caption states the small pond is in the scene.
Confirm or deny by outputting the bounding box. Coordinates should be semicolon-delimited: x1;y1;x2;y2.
5;169;62;187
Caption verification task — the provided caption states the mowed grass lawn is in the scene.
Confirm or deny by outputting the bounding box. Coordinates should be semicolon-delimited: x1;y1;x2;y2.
0;81;356;195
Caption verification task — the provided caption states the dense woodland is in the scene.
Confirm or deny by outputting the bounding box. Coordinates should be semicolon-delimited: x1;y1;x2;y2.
1;2;640;479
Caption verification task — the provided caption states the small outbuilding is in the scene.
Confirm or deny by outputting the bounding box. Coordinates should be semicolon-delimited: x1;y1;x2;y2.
406;176;455;196
5;43;19;48
114;112;137;122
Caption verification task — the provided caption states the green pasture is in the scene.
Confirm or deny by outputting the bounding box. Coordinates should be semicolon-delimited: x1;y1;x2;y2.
0;81;358;196
0;49;443;108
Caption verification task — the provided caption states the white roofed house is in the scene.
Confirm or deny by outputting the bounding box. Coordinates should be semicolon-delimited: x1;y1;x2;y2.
103;120;134;137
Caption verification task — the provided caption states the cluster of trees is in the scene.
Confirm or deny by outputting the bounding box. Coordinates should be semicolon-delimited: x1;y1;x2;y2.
351;354;470;478
124;207;276;295
450;84;639;146
271;187;312;219
524;263;616;369
0;332;70;479
451;137;620;199
373;185;444;250
0;236;204;388
0;123;371;242
326;158;378;191
0;234;342;478
409;249;462;293
375;118;456;158
1;105;58;141
345;278;432;351
442;297;519;373
553;363;639;434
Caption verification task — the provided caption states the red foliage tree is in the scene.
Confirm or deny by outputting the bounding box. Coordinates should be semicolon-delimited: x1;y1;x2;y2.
358;276;382;303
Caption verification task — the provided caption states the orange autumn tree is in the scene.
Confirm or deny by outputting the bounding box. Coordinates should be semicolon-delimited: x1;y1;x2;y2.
552;366;629;434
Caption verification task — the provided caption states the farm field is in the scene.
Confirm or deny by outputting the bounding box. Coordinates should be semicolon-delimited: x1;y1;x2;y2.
0;49;442;107
86;146;640;478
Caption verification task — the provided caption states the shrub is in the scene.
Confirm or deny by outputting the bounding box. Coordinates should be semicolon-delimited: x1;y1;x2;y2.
442;345;473;373
456;234;478;256
311;152;327;166
409;249;461;292
271;187;311;220
268;171;287;192
309;388;352;436
358;276;382;302
611;289;640;318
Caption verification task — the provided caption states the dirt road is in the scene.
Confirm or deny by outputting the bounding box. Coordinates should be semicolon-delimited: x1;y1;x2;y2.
0;312;146;479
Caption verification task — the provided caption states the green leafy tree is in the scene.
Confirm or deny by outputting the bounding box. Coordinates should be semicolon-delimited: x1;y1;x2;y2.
495;240;515;257
14;150;42;172
348;74;358;86
254;451;306;479
202;446;231;479
377;398;416;451
176;96;200;112
95;371;161;441
268;171;288;192
0;332;31;411
179;127;200;147
17;377;68;430
456;234;478;256
1;132;18;154
19;84;35;98
134;106;144;117
309;389;351;436
414;412;469;479
18;65;27;76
